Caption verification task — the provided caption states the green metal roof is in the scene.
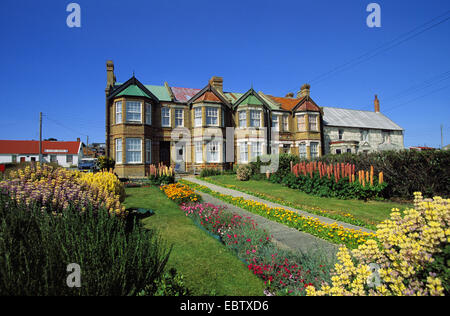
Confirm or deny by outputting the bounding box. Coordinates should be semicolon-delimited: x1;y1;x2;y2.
116;85;152;98
144;85;171;102
239;94;264;106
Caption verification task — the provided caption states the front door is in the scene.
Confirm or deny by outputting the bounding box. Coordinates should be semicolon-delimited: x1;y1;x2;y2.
160;141;170;167
175;143;185;173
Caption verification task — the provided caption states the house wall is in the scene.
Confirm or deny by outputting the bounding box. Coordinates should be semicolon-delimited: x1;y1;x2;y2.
323;126;404;154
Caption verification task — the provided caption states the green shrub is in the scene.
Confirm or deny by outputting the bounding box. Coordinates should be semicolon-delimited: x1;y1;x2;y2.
315;150;450;199
200;168;222;178
97;156;116;170
0;195;171;296
236;165;252;181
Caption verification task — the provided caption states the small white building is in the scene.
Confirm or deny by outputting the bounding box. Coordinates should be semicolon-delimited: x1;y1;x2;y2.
0;140;83;167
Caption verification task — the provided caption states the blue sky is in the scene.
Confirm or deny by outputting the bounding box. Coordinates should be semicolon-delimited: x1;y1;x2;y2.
0;0;449;147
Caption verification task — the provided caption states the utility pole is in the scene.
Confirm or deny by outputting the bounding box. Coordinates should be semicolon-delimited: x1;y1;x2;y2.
39;112;42;163
86;135;89;147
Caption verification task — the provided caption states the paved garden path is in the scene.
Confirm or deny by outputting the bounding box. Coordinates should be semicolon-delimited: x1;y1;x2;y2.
184;176;375;234
196;189;338;259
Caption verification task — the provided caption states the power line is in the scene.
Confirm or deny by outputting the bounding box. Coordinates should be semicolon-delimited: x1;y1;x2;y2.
361;69;450;110
383;83;450;114
308;10;450;86
44;115;89;138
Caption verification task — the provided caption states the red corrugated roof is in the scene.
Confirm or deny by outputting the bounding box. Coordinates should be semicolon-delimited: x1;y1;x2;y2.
171;87;201;102
0;140;81;155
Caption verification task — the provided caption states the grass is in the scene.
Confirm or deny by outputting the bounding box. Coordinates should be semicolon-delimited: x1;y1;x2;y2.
123;186;265;296
199;175;410;226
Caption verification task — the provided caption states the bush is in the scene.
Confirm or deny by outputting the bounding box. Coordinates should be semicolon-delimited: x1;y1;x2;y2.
315;150;450;199
236;165;252;181
307;192;450;296
97;156;115;170
200;168;222;178
0;194;171;296
149;164;175;185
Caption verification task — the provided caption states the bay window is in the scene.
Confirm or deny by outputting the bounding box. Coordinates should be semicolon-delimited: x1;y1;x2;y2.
194;107;202;127
250;110;261;127
126;101;141;122
161;107;171;127
115;138;122;163
206;107;218;126
309;114;318;131
239;111;246;128
310;142;319;158
195;141;203;163
126;138;142;163
251;142;262;161
206;141;220;162
299;143;306;159
297;114;306;131
240;142;248;163
115;101;122;124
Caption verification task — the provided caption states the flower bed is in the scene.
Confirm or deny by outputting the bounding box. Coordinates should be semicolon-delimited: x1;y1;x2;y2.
199;176;375;230
180;202;331;295
160;183;201;204
0;163;126;216
306;192;450;296
180;179;376;249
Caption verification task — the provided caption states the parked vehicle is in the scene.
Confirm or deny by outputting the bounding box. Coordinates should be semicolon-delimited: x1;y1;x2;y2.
78;158;98;172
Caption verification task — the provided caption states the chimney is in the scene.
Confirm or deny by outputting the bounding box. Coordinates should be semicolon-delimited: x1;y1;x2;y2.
285;92;294;98
297;83;310;98
374;95;380;113
77;137;80;142
209;76;223;94
106;60;116;90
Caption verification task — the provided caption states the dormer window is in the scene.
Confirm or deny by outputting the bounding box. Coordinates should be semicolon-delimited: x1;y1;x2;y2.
126;101;142;123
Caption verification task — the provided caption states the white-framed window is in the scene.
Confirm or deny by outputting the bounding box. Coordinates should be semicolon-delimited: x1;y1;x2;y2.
251;142;263;161
145;103;152;125
297;114;306;131
299;143;307;159
194;107;202;127
66;155;73;163
206;107;218;126
175;109;184;127
206;140;220;162
282;115;289;131
240;142;248;163
310;142;319;158
238;111;246;128
161;107;171;127
195;141;203;163
250;110;261;127
361;129;369;141
309;114;318;131
272;114;279;131
126;138;142;163
115;101;122;124
145;139;152;163
115;138;122;164
126;101;142;122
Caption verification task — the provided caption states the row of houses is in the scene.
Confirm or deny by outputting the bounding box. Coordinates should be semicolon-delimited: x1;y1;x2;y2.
104;60;405;178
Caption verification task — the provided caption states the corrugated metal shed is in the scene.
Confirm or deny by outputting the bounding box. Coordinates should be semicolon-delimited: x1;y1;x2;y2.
322;107;403;131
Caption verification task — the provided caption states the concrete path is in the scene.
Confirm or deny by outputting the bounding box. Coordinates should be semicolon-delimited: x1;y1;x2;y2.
184;175;374;234
197;190;338;259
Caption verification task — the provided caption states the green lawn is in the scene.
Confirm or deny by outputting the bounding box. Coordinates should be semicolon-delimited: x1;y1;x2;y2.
124;186;265;296
201;175;410;226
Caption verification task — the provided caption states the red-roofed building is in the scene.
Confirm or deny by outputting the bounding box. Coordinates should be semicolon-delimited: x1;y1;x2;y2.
0;140;83;167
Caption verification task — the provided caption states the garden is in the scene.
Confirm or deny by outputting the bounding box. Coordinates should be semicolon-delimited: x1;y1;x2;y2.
1;155;448;296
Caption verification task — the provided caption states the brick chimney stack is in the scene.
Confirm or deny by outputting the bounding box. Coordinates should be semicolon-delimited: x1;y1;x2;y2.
209;76;223;94
297;83;311;98
106;60;116;90
374;95;380;113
